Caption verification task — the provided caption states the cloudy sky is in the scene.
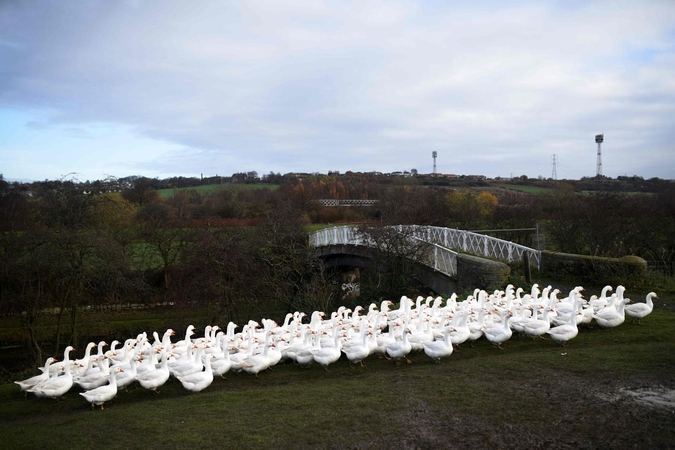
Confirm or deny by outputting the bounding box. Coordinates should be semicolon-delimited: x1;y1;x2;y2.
1;0;674;182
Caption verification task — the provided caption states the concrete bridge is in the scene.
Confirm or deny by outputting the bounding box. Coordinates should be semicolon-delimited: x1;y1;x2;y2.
309;225;541;295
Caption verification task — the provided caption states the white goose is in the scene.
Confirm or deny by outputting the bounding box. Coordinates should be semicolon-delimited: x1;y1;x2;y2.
594;297;628;329
294;331;318;368
114;357;140;390
177;355;215;392
71;342;96;376
466;309;487;344
28;347;76;400
312;329;343;370
547;311;581;346
520;307;553;339
447;309;471;346
135;351;170;394
483;311;513;349
422;326;454;363
15;357;57;397
241;340;277;376
590;285;613;312
169;345;207;378
79;367;123;410
624;292;657;324
385;326;413;364
343;326;372;367
210;335;233;378
75;354;111;390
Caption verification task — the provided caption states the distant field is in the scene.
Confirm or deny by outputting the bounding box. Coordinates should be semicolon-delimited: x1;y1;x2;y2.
495;184;555;194
157;183;279;198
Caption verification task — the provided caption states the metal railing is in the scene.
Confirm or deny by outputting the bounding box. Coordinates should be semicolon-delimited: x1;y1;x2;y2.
309;225;541;271
406;226;541;269
314;199;379;207
309;225;458;277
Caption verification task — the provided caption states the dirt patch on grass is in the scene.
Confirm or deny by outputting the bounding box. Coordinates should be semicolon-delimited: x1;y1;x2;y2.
619;387;675;409
334;373;675;450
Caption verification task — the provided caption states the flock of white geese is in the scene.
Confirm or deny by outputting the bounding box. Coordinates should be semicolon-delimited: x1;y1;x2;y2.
15;284;657;410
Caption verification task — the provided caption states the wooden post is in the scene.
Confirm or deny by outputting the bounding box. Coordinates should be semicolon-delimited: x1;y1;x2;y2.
523;252;532;284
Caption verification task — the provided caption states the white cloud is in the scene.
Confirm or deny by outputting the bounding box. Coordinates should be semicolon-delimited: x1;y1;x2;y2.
0;0;674;181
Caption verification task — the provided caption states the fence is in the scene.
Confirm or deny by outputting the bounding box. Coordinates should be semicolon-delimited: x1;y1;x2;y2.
309;225;458;277
309;225;541;271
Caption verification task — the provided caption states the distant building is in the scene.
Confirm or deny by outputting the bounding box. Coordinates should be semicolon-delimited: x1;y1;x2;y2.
429;173;459;179
283;172;312;180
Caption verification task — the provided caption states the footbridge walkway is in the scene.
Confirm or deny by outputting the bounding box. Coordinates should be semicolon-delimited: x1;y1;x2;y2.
309;225;541;278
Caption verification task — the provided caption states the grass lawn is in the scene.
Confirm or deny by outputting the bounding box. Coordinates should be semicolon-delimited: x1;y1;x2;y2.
1;289;673;449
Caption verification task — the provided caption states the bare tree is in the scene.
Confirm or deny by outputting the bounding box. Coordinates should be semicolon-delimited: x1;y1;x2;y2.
355;224;432;302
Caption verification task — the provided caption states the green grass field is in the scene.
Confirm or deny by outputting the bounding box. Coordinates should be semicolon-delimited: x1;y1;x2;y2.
1;290;673;449
157;183;279;198
494;184;555;195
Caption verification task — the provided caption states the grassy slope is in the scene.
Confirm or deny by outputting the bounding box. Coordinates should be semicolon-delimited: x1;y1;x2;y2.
493;184;555;195
1;292;673;449
156;183;279;198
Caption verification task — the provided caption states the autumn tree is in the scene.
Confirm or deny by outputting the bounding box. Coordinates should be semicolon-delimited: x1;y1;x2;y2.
445;190;498;229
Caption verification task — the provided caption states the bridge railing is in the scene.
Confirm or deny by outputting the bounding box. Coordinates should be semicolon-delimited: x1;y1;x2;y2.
408;226;541;269
310;225;540;270
309;225;458;277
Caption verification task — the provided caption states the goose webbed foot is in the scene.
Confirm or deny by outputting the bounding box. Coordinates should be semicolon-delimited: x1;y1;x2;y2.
406;358;412;364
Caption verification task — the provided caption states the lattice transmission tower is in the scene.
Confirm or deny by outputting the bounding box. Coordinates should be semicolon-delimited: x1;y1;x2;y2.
552;154;558;180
